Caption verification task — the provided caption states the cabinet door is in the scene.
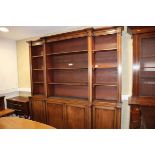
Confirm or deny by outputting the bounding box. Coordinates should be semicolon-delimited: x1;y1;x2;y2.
130;105;141;129
65;104;90;129
30;96;46;124
93;105;116;129
46;102;64;129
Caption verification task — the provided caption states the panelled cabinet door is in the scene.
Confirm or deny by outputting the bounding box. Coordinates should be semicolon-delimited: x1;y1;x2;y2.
65;104;90;129
46;102;64;129
30;97;46;124
93;106;115;129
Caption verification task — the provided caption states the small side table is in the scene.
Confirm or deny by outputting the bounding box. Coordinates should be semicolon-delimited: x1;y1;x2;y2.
6;96;30;119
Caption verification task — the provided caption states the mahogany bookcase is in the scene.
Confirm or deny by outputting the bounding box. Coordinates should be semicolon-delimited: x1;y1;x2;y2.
129;26;155;129
28;27;123;129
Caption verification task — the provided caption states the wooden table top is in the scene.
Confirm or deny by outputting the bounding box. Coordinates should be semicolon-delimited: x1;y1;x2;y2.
0;109;15;117
0;117;55;129
7;96;29;103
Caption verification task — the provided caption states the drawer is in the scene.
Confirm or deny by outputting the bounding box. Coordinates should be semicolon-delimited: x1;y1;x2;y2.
7;102;27;111
14;109;25;115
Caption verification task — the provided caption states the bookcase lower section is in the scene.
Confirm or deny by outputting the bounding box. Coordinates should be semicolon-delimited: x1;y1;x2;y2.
46;97;91;129
29;96;121;129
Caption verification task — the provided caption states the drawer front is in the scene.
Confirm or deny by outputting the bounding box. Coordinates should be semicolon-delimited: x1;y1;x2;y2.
7;102;24;109
7;102;29;115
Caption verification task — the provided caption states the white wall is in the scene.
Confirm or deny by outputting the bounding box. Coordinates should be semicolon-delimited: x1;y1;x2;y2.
0;37;18;94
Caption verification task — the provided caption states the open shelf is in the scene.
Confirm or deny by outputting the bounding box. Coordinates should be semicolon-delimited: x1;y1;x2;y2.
31;44;43;57
93;63;117;69
93;49;117;69
93;47;117;53
94;68;117;83
47;67;88;70
46;49;87;56
47;84;88;99
32;57;43;69
33;83;45;95
46;37;87;55
30;28;121;102
33;82;44;84
47;52;88;69
94;85;117;101
94;33;117;51
33;69;43;71
32;55;43;58
48;82;88;86
93;33;118;102
93;83;117;87
47;69;88;84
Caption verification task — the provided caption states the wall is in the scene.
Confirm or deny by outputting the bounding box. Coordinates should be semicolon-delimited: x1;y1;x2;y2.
0;37;18;94
16;40;31;91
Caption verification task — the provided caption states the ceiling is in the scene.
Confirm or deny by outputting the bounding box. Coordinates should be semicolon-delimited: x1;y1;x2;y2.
0;26;89;41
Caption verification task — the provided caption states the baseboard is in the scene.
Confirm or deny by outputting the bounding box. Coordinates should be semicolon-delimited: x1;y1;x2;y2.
18;88;31;92
0;88;19;94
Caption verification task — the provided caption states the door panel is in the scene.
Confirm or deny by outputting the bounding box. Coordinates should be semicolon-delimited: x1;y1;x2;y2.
30;96;46;124
47;102;64;129
93;106;115;129
65;104;88;129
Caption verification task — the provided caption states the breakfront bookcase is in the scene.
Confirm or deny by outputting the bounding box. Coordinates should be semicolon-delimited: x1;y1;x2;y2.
28;27;123;129
129;26;155;129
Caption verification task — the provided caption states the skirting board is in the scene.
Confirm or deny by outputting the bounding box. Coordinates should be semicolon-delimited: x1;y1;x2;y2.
18;88;31;92
0;88;18;95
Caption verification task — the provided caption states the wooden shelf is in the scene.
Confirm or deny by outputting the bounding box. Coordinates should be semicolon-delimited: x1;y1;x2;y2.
48;82;88;86
33;69;43;71
93;99;117;103
47;67;88;70
141;55;155;58
33;82;44;84
32;55;43;58
93;47;117;53
93;83;117;87
93;63;117;69
140;81;155;85
141;67;155;69
48;96;88;100
46;49;87;56
141;77;155;79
